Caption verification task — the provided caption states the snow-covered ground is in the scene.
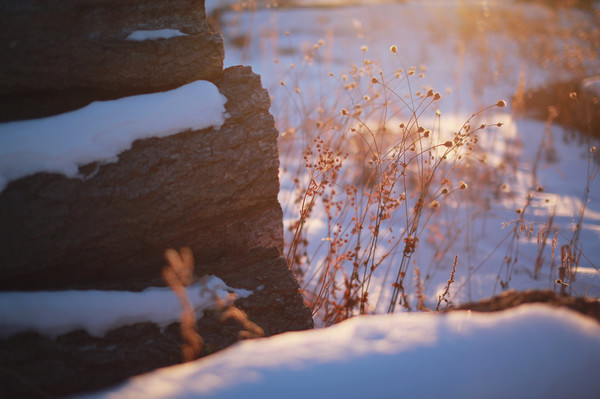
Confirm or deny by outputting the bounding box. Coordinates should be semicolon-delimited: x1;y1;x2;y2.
82;304;600;399
217;0;600;315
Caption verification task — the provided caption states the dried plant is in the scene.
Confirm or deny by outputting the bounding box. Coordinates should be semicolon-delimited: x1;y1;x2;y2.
220;306;265;339
437;255;458;311
162;247;203;362
414;267;428;311
281;45;507;324
216;1;599;325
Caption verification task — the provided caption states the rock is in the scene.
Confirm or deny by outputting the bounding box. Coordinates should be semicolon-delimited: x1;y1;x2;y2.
0;64;313;331
0;0;224;121
449;289;600;323
0;266;311;399
0;66;291;294
0;0;313;397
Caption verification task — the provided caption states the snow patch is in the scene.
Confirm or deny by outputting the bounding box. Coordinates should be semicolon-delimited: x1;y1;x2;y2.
0;81;228;192
126;29;188;41
0;275;251;338
81;304;600;399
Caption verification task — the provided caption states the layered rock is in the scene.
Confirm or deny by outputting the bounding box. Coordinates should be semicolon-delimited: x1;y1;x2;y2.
0;66;287;293
0;0;312;397
0;0;224;121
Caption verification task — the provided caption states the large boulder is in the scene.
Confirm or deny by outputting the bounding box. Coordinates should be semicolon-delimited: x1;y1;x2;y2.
0;66;289;294
0;0;313;397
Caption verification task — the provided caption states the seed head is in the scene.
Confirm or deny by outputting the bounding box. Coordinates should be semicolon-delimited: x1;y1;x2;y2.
390;44;398;53
496;99;507;108
441;187;449;195
341;108;348;116
443;141;453;148
429;200;440;209
458;181;468;190
591;146;597;153
426;88;434;97
361;45;368;52
371;77;379;84
433;92;442;101
569;92;577;99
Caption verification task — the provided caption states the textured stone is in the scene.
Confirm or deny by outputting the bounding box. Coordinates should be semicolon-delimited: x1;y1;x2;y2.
0;1;313;397
0;66;286;292
0;0;224;121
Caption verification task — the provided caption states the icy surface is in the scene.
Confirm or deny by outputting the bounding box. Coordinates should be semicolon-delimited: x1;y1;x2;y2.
81;305;600;399
126;29;188;41
0;81;227;192
0;276;251;338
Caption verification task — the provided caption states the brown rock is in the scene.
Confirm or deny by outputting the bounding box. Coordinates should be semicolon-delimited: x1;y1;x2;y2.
0;0;224;121
0;1;313;396
449;289;600;323
0;67;285;291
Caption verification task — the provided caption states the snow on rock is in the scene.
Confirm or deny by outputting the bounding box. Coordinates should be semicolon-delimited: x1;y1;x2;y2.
0;275;251;339
0;80;227;192
82;304;600;399
126;29;188;41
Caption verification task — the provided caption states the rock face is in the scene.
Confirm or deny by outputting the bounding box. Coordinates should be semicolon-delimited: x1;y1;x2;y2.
0;0;224;121
0;66;286;294
0;0;312;397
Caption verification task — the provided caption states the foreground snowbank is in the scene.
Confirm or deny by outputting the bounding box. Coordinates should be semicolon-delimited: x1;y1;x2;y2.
0;276;251;338
0;81;227;192
83;304;600;399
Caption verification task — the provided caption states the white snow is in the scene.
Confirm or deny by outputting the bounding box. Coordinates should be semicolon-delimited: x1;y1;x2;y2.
0;80;227;192
125;29;188;41
80;304;600;399
218;0;600;317
0;276;251;338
